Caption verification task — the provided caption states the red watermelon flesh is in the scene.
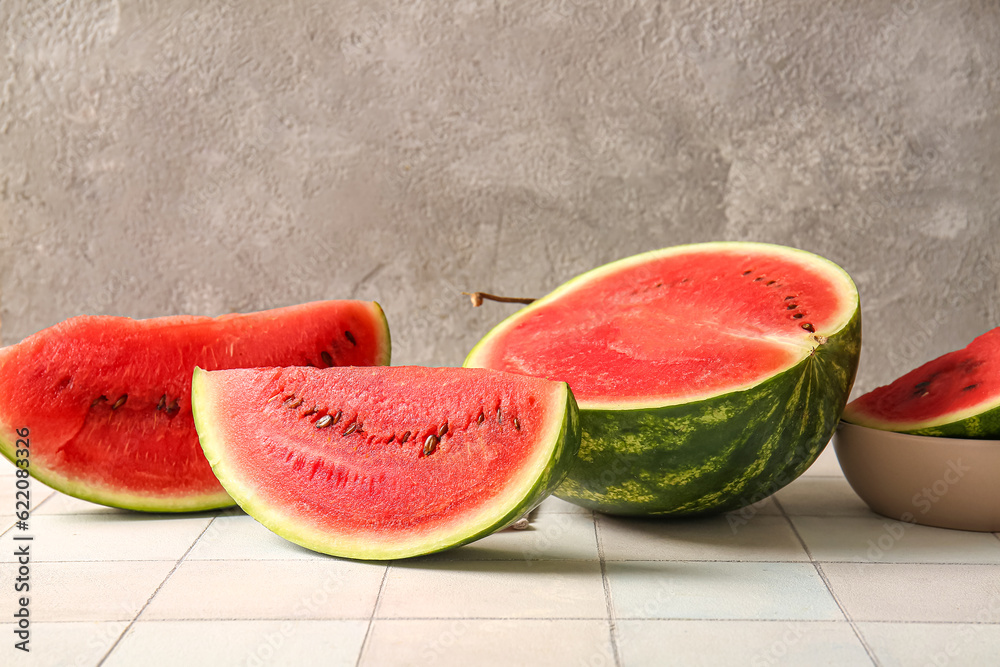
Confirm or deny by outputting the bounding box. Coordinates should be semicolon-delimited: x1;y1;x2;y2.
0;300;391;511
467;243;858;408
843;327;1000;438
192;366;580;559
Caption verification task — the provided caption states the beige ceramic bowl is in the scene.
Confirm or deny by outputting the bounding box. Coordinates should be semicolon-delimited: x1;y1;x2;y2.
833;420;1000;532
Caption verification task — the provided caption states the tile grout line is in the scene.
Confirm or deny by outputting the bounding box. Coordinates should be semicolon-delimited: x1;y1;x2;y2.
593;512;622;667
0;488;59;539
780;503;881;667
94;516;218;667
21;615;1000;624
355;562;391;667
28;488;58;515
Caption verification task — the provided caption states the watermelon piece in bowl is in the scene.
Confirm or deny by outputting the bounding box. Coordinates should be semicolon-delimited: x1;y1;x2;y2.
465;242;862;516
843;326;1000;438
191;366;581;560
0;300;391;512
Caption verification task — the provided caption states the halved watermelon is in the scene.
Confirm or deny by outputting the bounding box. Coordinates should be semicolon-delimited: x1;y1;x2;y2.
465;242;861;516
843;326;1000;438
191;366;580;560
0;301;391;511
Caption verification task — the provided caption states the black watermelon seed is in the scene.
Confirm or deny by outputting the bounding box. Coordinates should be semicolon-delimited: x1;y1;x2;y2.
157;395;167;411
743;270;753;275
801;323;815;332
320;351;333;367
345;330;357;345
343;422;359;436
315;415;333;428
331;410;342;425
792;313;804;319
423;435;438;456
91;395;108;407
786;304;797;310
438;423;448;437
962;384;978;391
111;395;128;410
400;431;411;444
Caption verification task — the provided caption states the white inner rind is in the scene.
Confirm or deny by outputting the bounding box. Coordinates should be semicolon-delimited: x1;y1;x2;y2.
370;301;393;366
465;242;860;411
192;368;571;560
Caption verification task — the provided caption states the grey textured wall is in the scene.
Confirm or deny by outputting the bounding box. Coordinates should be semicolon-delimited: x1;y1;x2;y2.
1;0;998;396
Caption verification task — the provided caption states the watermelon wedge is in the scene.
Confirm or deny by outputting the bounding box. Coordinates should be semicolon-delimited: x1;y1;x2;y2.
843;326;1000;438
0;301;391;512
191;366;580;560
465;242;861;516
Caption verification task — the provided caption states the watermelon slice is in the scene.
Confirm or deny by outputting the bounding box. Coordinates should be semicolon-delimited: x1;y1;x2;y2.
843;326;1000;438
191;366;580;560
465;242;861;516
0;301;391;512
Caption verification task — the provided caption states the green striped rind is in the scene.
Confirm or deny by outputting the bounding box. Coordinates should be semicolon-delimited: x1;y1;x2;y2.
901;404;1000;439
0;430;234;512
555;308;861;516
194;371;581;560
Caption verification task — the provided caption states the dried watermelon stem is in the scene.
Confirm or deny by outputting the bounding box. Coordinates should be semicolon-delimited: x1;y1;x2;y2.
462;292;536;308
